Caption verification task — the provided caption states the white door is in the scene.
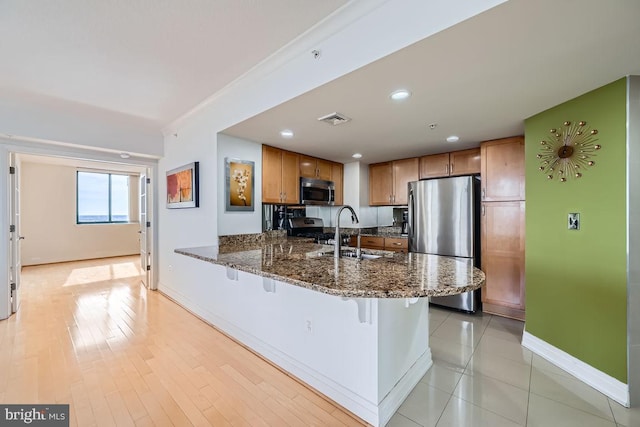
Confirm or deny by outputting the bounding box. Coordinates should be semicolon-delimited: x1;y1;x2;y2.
8;153;22;313
139;173;150;288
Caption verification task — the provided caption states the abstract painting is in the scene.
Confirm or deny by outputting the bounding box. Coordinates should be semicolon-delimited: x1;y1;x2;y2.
166;162;199;208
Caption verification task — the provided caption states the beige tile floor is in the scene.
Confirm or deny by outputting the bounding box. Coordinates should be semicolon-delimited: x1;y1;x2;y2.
388;307;640;427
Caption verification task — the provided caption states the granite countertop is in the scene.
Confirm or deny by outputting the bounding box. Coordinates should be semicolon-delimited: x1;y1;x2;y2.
175;237;484;299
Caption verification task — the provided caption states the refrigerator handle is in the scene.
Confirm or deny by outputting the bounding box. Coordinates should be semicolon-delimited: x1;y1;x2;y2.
408;186;414;241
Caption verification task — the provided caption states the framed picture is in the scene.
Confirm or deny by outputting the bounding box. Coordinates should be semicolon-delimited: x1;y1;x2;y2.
225;158;255;211
166;162;199;208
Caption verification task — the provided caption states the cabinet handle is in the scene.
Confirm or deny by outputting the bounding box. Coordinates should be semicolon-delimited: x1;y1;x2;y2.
450;163;454;174
481;188;485;200
445;164;449;174
392;242;402;246
482;205;486;216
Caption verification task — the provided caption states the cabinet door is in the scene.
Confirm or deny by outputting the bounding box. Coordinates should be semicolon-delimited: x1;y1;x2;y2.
331;162;344;205
369;162;393;205
317;159;333;181
384;237;408;253
481;201;525;320
262;145;283;203
281;151;300;204
299;155;317;178
393;158;419;205
481;137;525;201
360;236;385;249
450;148;480;176
419;153;450;179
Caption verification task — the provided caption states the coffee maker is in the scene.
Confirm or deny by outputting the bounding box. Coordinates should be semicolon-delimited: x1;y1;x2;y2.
401;209;409;235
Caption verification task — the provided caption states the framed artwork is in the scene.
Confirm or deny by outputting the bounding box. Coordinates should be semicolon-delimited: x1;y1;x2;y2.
166;162;199;208
225;158;254;211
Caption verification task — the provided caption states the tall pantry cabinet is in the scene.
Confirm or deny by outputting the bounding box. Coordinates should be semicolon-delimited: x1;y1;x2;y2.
480;136;526;321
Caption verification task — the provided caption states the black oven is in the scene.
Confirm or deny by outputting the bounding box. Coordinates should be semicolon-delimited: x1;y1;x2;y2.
300;177;335;205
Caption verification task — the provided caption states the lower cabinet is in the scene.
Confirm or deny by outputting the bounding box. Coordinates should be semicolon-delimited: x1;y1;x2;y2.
349;236;408;253
481;201;525;320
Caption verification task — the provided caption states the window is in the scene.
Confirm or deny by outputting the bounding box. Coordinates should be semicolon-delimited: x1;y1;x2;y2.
77;171;130;223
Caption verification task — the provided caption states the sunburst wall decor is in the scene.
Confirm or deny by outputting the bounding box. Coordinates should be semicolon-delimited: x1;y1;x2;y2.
537;120;601;182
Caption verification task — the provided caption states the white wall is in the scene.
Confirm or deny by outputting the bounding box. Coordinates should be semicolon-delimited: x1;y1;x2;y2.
217;134;262;235
20;161;140;265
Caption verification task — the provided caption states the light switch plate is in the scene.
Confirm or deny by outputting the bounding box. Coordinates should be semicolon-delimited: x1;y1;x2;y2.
568;213;580;230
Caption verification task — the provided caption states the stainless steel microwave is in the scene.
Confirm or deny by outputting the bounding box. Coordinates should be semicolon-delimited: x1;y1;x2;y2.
300;177;335;205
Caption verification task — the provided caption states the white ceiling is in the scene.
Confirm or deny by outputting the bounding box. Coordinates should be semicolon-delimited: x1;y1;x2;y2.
223;0;640;164
0;0;348;126
3;0;640;166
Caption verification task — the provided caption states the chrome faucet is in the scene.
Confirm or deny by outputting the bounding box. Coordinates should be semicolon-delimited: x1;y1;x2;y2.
334;205;359;258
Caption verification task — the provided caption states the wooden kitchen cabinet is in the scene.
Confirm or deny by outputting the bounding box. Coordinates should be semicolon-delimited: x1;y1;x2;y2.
419;148;480;179
300;155;332;181
481;137;525;201
392;158;419;205
262;145;300;204
384;237;408;253
369;162;394;205
450;148;481;176
480;135;525;320
481;201;525;320
419;153;450;179
369;158;418;206
349;235;408;252
331;162;344;205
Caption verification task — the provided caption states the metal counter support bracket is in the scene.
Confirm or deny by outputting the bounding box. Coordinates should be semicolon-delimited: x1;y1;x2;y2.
226;267;238;281
262;277;276;293
341;298;372;324
404;297;419;308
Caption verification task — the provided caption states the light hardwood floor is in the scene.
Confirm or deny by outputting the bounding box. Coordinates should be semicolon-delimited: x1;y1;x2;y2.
0;256;366;426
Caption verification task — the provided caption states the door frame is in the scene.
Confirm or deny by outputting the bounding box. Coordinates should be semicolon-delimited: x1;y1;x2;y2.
0;138;159;320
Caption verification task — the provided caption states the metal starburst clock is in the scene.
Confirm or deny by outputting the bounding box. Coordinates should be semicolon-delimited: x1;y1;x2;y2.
537;120;601;182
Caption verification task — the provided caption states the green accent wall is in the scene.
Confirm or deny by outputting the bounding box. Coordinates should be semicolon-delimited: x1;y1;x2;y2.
525;78;628;382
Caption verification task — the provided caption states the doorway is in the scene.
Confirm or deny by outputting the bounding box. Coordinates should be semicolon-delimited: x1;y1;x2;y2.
3;148;157;320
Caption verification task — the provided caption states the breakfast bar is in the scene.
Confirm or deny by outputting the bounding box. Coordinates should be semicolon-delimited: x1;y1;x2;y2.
175;236;484;426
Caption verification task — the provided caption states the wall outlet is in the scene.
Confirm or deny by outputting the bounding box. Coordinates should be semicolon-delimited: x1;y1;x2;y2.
304;317;313;334
568;213;580;230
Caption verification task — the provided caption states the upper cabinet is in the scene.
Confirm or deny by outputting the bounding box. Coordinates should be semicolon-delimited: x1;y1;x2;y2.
300;155;333;181
419;148;480;179
262;146;343;205
331;162;344;205
369;162;393;205
480;137;525;201
369;158;418;206
262;146;300;204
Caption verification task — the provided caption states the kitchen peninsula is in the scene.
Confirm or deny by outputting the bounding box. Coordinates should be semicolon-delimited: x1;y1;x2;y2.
175;235;484;426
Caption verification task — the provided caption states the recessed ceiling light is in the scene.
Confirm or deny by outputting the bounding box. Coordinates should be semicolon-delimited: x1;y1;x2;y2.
446;135;460;143
119;152;131;159
280;130;294;138
390;89;411;100
352;153;363;159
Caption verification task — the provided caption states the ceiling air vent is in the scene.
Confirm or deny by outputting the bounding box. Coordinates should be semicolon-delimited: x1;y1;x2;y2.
317;112;351;126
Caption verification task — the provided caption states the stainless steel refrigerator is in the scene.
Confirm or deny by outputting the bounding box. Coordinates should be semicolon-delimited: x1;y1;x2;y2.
407;175;481;312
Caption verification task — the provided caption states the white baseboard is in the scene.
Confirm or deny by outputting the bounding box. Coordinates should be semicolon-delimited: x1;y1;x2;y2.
378;349;433;426
522;331;629;407
157;282;384;425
